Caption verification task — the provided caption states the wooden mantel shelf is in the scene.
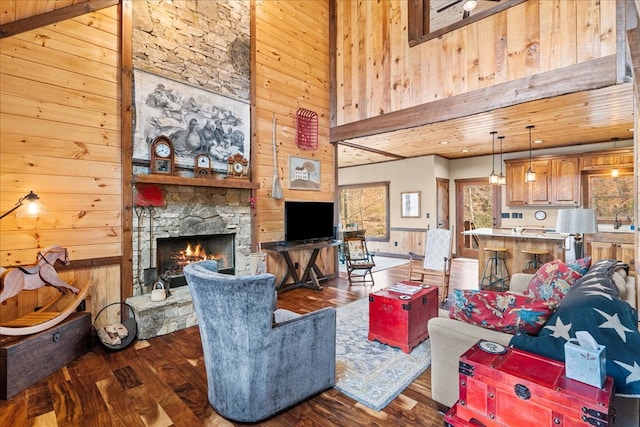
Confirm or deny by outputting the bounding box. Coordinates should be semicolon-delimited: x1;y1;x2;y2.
133;174;259;189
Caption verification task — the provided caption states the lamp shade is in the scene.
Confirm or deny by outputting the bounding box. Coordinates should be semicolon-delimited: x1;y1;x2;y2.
556;209;598;234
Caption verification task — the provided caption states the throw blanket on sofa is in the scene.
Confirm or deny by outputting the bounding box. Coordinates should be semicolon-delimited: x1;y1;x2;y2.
511;259;640;397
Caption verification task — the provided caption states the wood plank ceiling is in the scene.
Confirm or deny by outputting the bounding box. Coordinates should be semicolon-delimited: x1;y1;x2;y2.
337;83;634;167
2;0;634;169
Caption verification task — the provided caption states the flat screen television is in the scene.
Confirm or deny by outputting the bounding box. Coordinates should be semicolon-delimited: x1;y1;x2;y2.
285;201;335;243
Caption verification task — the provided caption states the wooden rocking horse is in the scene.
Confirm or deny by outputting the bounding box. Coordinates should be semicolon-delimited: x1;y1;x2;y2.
0;245;91;336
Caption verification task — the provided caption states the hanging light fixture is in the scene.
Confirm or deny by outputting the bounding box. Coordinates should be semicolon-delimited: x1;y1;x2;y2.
498;135;506;185
525;125;536;182
489;131;499;185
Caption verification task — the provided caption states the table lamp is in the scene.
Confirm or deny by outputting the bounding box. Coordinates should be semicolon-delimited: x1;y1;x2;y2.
556;208;598;259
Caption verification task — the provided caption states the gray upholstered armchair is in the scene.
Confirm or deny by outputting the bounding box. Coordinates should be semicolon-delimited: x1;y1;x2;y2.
183;260;336;422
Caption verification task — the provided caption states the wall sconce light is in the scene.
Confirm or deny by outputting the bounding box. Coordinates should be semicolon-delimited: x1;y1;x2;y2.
0;191;50;220
525;125;536;182
489;131;499;185
498;135;506;185
611;168;619;177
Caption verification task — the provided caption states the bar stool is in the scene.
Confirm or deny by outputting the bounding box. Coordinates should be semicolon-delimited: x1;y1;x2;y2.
480;247;510;291
521;248;549;273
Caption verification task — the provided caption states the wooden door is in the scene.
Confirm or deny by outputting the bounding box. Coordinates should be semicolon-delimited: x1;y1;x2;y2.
436;177;449;229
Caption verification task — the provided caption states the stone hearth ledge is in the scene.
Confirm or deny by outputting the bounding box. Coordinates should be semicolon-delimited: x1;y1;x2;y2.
126;287;197;340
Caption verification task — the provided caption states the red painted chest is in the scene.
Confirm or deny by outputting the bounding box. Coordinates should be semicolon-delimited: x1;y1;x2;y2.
455;341;614;427
367;281;438;353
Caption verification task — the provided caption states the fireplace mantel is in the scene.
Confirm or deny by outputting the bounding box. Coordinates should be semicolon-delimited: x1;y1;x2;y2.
133;174;259;189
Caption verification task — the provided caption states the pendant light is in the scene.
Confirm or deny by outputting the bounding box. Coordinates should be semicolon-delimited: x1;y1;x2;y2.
489;131;499;185
498;135;506;185
525;125;536;182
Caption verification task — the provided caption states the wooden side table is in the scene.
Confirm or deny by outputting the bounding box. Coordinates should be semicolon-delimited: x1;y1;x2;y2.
368;281;438;353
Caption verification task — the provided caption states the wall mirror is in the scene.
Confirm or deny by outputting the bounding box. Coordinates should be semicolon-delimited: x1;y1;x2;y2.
409;0;526;45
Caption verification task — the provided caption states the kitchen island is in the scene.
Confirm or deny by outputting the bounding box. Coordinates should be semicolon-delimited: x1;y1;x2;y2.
462;228;569;286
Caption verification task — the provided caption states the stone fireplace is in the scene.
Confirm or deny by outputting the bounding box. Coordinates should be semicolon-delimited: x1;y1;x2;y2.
126;183;252;339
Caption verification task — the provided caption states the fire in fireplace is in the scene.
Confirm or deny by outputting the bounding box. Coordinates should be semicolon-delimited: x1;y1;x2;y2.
157;234;235;287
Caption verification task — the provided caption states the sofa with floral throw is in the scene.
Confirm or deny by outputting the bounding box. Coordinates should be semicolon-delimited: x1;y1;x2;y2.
428;258;639;424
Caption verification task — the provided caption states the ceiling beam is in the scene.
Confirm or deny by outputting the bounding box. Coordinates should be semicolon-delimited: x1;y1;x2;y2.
0;0;119;39
330;55;619;143
338;141;406;160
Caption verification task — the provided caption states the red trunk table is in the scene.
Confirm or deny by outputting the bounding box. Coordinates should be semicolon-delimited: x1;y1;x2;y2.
368;281;438;353
453;341;614;427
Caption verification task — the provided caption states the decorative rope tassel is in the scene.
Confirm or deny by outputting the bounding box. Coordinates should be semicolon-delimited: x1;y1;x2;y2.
272;114;284;200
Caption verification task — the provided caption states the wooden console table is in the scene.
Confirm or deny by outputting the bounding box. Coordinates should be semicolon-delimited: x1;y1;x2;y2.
261;240;341;293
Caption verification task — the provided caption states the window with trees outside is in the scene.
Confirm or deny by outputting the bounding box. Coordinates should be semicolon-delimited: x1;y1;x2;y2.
585;171;634;225
339;182;389;240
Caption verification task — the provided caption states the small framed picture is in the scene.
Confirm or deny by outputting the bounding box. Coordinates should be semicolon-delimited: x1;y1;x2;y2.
289;156;320;191
401;191;420;218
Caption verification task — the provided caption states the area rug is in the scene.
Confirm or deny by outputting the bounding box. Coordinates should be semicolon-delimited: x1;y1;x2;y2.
335;297;432;411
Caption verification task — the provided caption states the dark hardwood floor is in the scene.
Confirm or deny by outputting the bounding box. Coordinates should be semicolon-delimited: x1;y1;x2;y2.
0;258;479;427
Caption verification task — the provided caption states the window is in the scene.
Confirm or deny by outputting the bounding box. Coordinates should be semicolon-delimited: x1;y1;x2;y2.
585;171;634;224
339;182;389;240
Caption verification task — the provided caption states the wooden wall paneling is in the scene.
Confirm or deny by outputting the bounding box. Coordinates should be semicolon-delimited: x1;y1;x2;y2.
534;0;577;73
356;0;367;120
476;15;497;89
0;155;120;181
11;26;119;67
1;75;118;116
603;0;619;58
0;38;118;82
334;0;618;128
462;19;479;94
1;227;120;251
576;0;601;62
0;133;119;163
380;0;392;113
1;245;121;268
253;0;334;283
0;114;119;147
370;0;384;117
70;6;120;38
0;5;122;318
505;0;538;80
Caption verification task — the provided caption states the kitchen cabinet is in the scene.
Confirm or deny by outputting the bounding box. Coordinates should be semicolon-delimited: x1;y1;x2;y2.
580;149;634;170
506;157;578;206
551;157;580;205
586;232;635;271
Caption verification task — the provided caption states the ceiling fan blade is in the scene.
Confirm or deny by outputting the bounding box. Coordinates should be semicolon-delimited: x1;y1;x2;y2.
437;0;463;13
